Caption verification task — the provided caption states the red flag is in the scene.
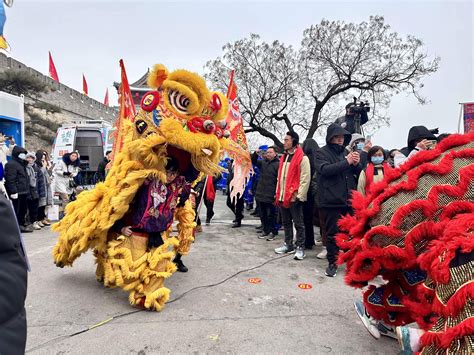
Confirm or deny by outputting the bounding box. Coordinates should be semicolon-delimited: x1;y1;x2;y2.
110;59;137;163
82;74;88;96
104;88;109;106
48;51;59;82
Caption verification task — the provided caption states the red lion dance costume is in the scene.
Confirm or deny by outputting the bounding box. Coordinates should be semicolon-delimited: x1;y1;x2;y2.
337;133;474;354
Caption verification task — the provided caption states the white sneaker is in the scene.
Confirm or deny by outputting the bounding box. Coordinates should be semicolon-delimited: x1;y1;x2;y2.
274;244;295;254
294;247;305;260
354;300;381;339
314;239;323;246
32;222;42;230
316;247;327;259
37;221;45;227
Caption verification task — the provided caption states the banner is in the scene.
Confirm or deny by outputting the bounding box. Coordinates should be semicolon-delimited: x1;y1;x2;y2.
226;70;248;150
224;70;252;202
110;59;136;164
463;103;474;134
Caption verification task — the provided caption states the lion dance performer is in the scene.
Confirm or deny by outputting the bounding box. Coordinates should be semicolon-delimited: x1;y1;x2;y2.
337;132;473;354
52;64;232;311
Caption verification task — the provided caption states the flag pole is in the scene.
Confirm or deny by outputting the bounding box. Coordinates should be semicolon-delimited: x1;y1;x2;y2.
458;103;464;134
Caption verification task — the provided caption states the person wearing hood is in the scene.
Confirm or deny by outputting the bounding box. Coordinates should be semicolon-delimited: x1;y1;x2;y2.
394;126;437;167
35;150;53;226
25;152;46;230
347;133;371;169
54;151;80;217
4;146;33;233
274;131;311;261
315;123;362;277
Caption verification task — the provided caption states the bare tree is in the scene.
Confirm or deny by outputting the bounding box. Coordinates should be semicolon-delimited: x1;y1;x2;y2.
300;15;440;138
204;34;302;148
205;16;440;146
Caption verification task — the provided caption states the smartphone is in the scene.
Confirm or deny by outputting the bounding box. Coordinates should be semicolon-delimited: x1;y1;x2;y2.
426;140;437;150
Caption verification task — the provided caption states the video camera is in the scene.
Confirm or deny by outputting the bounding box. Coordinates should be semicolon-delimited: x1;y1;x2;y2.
347;97;370;115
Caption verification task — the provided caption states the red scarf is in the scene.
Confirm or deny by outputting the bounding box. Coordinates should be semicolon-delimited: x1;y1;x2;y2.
365;162;390;195
205;175;216;201
275;146;304;208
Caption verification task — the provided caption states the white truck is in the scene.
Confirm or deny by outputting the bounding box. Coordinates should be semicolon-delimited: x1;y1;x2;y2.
52;120;115;186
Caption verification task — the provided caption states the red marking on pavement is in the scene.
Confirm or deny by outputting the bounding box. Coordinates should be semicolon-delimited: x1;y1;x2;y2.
248;278;262;284
298;283;313;290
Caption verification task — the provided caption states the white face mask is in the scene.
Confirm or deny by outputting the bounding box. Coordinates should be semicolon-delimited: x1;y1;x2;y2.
18;153;27;160
371;156;384;165
355;142;364;151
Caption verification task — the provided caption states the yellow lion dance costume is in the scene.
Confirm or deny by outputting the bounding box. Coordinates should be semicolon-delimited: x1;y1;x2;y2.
52;64;231;311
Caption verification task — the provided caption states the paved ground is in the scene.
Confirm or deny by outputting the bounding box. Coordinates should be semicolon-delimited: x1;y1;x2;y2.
23;194;399;354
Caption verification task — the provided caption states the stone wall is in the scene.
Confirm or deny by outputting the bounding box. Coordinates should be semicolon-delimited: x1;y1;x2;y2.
0;53;119;150
0;53;118;122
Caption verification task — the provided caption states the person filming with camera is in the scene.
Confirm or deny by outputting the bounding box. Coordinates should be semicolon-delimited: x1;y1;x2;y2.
335;98;370;135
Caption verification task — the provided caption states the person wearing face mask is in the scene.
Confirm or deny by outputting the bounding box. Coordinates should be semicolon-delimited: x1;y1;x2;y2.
348;133;370;169
357;146;390;196
315;124;362;277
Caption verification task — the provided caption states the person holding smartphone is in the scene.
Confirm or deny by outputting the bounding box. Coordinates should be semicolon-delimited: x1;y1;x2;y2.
394;126;437;167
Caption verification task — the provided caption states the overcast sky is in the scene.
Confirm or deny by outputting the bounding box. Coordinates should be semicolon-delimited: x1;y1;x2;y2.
4;0;473;148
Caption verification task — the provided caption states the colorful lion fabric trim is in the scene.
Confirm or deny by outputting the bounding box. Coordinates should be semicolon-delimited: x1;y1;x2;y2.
336;133;474;352
52;65;230;311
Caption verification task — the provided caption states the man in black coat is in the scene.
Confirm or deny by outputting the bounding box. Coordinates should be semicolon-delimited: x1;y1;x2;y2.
96;150;112;182
0;194;28;354
4;146;33;233
315;123;362;277
252;146;280;240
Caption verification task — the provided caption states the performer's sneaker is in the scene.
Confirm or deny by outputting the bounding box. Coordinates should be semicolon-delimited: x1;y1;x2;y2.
325;263;338;277
274;244;295;254
258;233;269;239
354;299;381;339
378;322;397;339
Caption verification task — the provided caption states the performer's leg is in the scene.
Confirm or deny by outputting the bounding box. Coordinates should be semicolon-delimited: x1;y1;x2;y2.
173;253;188;273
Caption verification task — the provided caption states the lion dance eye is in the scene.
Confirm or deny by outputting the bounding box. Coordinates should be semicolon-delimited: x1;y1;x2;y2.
168;90;190;114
